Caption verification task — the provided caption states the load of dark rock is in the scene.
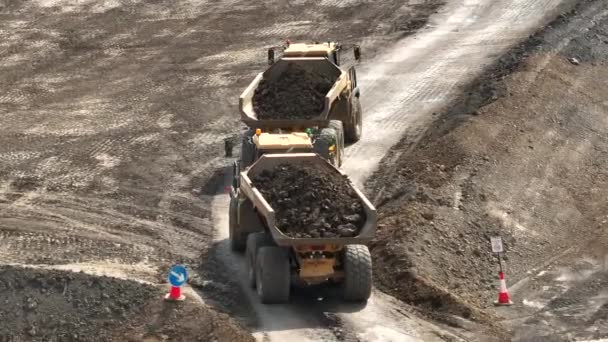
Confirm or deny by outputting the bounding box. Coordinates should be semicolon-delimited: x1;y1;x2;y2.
253;63;336;120
252;163;366;238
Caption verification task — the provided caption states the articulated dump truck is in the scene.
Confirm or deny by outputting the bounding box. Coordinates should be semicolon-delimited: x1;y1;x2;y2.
239;41;363;146
229;41;375;304
230;153;376;304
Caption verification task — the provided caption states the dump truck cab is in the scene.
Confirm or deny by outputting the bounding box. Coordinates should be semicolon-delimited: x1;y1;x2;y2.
253;131;314;155
239;127;343;171
282;42;340;65
269;41;361;67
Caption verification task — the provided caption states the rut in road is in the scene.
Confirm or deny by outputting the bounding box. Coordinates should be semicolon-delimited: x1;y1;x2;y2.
210;0;576;340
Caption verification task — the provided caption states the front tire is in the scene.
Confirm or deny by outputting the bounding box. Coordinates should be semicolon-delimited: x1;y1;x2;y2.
328;120;345;167
343;245;372;302
344;98;362;143
240;129;255;168
256;247;291;304
313;127;339;167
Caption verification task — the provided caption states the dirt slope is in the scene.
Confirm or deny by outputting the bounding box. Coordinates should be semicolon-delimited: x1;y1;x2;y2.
0;266;253;342
368;0;608;338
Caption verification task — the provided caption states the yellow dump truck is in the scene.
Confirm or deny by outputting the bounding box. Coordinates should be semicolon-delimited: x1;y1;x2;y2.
229;41;373;303
229;153;376;303
239;41;363;144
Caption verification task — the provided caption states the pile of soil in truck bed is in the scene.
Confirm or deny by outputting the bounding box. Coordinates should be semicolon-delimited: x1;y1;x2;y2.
253;63;336;120
252;163;366;238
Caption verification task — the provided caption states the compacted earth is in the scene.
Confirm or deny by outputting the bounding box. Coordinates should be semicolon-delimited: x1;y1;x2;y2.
253;163;365;238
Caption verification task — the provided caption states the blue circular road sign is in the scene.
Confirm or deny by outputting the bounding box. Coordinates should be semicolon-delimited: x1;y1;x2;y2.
168;264;188;287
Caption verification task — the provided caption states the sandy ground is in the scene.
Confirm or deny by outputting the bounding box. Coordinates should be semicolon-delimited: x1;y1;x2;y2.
368;0;608;340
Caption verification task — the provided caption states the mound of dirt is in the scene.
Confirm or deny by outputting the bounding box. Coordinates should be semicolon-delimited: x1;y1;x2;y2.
252;163;365;238
0;266;253;342
253;63;336;120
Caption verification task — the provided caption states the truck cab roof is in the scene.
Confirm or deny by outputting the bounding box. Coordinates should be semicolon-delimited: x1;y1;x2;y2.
253;132;313;151
283;42;338;59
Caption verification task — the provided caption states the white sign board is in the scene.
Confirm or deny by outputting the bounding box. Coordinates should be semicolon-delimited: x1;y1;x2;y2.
491;237;503;253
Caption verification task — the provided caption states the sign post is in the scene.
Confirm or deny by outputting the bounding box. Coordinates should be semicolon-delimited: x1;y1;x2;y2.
490;236;512;306
491;236;504;271
165;264;188;301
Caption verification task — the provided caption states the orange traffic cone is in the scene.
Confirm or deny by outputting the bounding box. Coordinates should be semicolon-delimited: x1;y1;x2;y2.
494;271;513;306
164;285;185;301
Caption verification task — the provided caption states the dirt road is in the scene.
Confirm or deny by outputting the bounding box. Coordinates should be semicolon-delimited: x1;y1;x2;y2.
210;0;582;341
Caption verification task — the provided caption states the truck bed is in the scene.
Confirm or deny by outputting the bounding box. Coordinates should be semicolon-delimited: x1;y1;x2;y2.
239;153;376;247
239;57;349;129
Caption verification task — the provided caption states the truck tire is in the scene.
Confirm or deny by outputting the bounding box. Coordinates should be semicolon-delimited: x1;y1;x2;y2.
328;120;345;167
246;232;274;288
313;127;339;167
344;97;362;144
241;130;255;168
343;245;372;302
256;246;291;304
229;196;246;252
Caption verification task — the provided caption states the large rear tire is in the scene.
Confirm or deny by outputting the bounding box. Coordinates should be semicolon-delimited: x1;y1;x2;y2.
246;232;274;288
229;196;246;252
344;98;362;144
343;245;372;302
240;129;255;168
256;247;291;304
313;127;340;167
328;120;345;167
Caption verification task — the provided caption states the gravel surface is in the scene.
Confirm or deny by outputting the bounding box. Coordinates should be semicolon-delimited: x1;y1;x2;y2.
0;266;253;342
252;163;365;238
253;63;336;120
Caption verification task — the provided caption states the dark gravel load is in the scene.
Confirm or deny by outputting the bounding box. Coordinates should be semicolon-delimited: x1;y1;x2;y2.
253;63;336;120
252;163;366;238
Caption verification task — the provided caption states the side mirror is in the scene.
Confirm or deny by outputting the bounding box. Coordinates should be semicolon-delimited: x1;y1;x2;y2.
354;46;361;61
267;48;275;65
